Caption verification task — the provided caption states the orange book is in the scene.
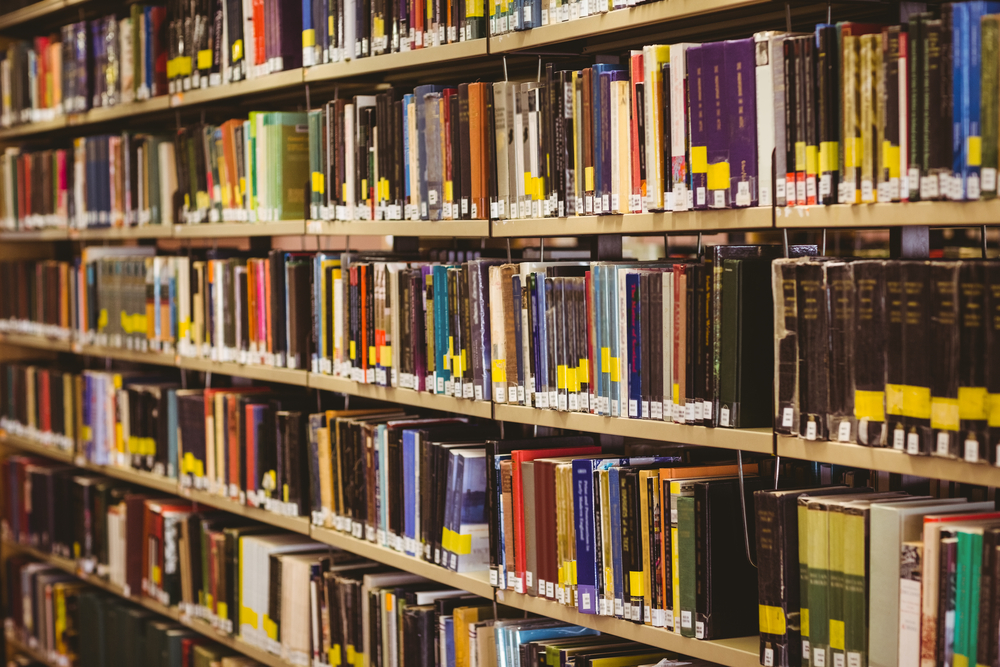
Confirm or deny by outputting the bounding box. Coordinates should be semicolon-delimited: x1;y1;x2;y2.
469;84;484;219
264;260;273;355
629;52;645;211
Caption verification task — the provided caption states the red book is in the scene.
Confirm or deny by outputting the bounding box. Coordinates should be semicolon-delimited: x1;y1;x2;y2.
38;369;51;433
585;271;595;414
629;52;644;211
360;264;369;377
511;445;600;592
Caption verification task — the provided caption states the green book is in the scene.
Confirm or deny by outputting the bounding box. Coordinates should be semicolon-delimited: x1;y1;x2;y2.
982;15;999;198
842;502;870;667
955;527;985;667
797;497;811;667
308;109;324;219
276;112;310;220
677;494;696;638
827;502;848;667
806;497;833;667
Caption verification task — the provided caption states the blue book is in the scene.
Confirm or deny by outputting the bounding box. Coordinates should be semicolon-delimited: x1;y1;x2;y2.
495;623;598;667
625;272;641;418
433;264;452;393
454;450;488;572
528;273;543;401
440;616;456;667
302;0;314;66
166;389;178;478
143;9;154;94
590;64;618;212
606;265;621;417
402;429;419;556
536;274;551;407
956;2;1000;198
573;458;602;613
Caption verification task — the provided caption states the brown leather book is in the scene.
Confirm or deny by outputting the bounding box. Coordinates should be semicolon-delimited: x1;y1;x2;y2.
469;83;484;219
499;264;519;402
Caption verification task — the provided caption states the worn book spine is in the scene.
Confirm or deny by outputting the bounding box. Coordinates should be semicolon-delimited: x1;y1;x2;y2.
774;259;800;435
929;261;961;458
797;260;829;440
902;260;932;454
826;262;856;441
983;16;1000;198
852;260;887;446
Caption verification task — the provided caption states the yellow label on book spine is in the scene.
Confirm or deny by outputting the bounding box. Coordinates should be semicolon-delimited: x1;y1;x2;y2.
805;145;819;176
853;390;884;421
969;136;983;166
302;29;316;48
557;365;567;389
584;167;595;192
578;359;589;384
758;605;787;635
629;571;645;595
369;346;377;365
691;146;707;173
801;608;809;636
706;162;730;191
930;397;960;430
232;39;243;62
820;141;839;173
313;172;325;193
349;340;356;360
885;383;905;416
608;357;620;379
902;385;932;420
829;619;845;651
197;49;212;70
959;386;988;420
492;360;506;383
988;393;1000;427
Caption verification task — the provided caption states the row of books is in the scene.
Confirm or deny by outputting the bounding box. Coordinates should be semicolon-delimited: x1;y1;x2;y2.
7;557;260;667
1;458;714;667
0;0;492;134
754;488;1000;667
1;245;810;428
773;258;1000;464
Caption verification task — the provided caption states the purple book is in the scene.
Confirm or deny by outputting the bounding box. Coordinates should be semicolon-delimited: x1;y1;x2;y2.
686;45;709;209
724;38;759;207
701;41;729;209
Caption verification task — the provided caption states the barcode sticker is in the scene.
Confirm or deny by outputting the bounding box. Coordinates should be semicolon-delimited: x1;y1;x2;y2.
936;432;950;456
736;180;751;206
713;190;725;208
983;168;997;192
893;428;905;450
764;649;774;667
681;610;692;628
838;421;851;442
720;406;731;428
813;648;826;667
965;439;979;463
695;621;705;639
906;432;920;455
696;187;706;206
805;420;817;441
782;407;794;428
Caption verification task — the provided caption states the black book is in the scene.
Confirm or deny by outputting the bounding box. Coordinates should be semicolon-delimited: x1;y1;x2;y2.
783;38;798;204
640;273;652;419
929;262;960;457
826;262;855;441
269;250;288;366
909;14;924;201
694;476;768;639
885;261;906;446
796;259;830;439
816;25;838;204
852;260;887;446
957;262;989;461
901;261;932;454
923;17;948;197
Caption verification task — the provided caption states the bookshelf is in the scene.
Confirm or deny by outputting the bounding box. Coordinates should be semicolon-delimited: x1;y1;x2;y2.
494;589;761;667
0;0;87;29
1;541;301;667
309;373;496;418
491;209;774;237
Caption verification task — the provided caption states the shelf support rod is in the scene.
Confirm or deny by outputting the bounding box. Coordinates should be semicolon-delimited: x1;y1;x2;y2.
737;450;756;568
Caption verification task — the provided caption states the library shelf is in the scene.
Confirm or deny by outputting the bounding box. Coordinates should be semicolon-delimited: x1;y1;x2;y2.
74;343;177;367
0;227;74;241
177;356;311;386
0;431;180;494
493;588;761;667
6;634;61;667
303;40;488;83
776;435;1000;487
168;68;306;108
73;224;176;240
307;219;492;238
0;0;87;30
308;373;495;418
0;332;72;351
490;207;773;238
1;541;300;667
67;96;172;128
180;487;313;535
310;525;495;598
773;200;1000;228
492;404;775;453
0;116;65;139
173;221;308;238
488;0;765;53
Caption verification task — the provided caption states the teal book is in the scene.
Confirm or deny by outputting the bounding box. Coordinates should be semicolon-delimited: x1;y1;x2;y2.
955;527;985;667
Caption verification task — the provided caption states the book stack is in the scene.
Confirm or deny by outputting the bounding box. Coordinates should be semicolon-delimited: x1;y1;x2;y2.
0;260;73;339
5;555;266;667
773;258;1000;463
754;487;1000;667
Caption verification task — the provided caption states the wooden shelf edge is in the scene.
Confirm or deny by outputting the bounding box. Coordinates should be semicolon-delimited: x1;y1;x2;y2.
309;219;491;237
173;221;307;238
774;200;1000;228
488;0;766;53
310;525;494;598
490;208;773;237
494;588;761;667
0;0;68;30
303;40;488;83
0;332;73;351
0;432;76;463
492;404;774;452
177;357;311;386
75;344;176;366
1;541;296;667
307;373;494;418
180;487;312;535
775;435;1000;486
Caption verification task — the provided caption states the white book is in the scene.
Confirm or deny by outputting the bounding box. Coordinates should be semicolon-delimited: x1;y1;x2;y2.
513;85;526;218
643;45;669;211
242;0;255;79
754;31;776;207
869;498;970;667
616;80;631;213
669;44;697;211
158;141;177;225
344;0;357;60
493;82;510;219
120;18;135;104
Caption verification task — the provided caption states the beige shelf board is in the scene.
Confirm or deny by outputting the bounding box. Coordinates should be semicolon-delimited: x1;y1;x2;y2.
73;224;175;240
311;525;495;598
174;221;308;237
0;116;66;139
0;432;75;463
178;356;311;386
491;207;773;237
0;0;69;29
308;373;494;418
98;463;182;494
494;589;761;667
310;219;492;237
489;0;766;52
493;404;774;453
774;200;1000;228
0;227;71;241
170;68;306;107
776;435;1000;486
2;541;298;667
0;332;72;351
181;487;312;534
75;344;177;366
304;40;488;83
